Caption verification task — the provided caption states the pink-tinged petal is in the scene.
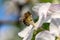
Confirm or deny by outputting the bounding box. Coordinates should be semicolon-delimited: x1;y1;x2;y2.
49;18;60;36
35;31;55;40
49;4;60;12
34;3;51;30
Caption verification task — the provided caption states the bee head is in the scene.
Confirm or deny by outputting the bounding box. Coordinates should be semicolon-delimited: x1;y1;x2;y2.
23;12;33;26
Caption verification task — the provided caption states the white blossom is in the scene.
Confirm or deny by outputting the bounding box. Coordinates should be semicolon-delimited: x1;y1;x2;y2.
32;3;51;30
18;3;51;40
18;3;60;40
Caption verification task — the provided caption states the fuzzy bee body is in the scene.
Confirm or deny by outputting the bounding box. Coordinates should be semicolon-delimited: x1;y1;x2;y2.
23;12;34;26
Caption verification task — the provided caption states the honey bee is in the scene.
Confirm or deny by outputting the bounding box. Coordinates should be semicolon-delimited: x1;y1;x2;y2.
23;12;34;26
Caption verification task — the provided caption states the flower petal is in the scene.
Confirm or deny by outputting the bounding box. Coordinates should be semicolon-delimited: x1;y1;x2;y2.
49;18;60;36
18;25;34;40
32;3;51;30
35;31;55;40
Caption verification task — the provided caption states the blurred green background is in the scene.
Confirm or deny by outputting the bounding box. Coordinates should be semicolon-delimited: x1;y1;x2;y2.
38;0;52;3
